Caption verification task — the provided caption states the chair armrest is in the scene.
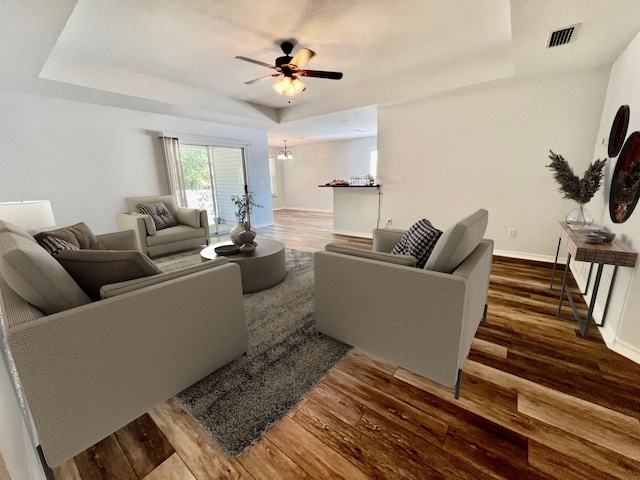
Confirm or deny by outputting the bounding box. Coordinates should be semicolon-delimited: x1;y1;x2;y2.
325;243;417;267
96;230;137;251
200;210;210;243
372;228;406;253
176;207;200;228
116;213;151;253
315;250;467;386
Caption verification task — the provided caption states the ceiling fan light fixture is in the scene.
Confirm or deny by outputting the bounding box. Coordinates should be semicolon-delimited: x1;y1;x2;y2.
273;76;305;97
277;140;293;160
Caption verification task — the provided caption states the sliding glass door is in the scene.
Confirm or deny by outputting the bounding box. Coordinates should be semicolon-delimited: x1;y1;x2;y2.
179;144;247;234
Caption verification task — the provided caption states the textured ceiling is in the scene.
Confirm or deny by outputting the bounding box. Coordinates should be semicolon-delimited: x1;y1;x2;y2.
2;1;640;146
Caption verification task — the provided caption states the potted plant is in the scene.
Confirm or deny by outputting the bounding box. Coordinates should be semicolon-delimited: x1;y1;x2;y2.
229;192;262;251
546;150;606;227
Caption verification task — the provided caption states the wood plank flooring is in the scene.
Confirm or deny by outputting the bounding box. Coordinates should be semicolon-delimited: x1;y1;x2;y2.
53;210;640;479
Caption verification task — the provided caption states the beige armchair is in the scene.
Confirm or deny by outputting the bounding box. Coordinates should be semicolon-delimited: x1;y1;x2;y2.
116;195;210;257
314;209;493;398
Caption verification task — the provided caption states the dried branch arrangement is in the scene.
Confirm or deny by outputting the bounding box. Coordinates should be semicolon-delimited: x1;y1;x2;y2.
546;150;607;204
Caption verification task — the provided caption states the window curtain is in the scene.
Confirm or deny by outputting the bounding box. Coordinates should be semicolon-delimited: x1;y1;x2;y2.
160;136;187;207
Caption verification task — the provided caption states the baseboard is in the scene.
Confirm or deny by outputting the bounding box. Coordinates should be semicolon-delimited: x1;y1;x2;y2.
274;207;333;213
610;337;640;364
332;229;373;239
493;249;556;264
598;322;617;348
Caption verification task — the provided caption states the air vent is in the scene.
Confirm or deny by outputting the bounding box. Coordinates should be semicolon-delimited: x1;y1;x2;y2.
547;24;579;48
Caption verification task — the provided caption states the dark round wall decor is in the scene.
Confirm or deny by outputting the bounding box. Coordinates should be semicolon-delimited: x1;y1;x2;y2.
608;105;630;157
609;131;640;223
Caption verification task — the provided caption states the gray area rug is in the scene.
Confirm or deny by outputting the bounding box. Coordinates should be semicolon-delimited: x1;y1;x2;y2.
155;247;351;457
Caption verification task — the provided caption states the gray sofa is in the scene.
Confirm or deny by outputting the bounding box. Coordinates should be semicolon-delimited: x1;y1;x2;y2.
314;209;493;398
0;219;247;468
116;194;210;257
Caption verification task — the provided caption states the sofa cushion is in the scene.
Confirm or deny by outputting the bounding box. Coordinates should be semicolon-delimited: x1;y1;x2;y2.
39;236;80;255
136;202;178;231
0;232;91;314
145;225;206;247
55;249;162;300
425;209;489;274
391;219;443;268
34;222;105;250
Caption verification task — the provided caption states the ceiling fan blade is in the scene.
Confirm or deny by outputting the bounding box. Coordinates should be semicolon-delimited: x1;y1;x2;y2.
290;48;315;69
298;69;343;80
235;56;275;69
245;73;281;85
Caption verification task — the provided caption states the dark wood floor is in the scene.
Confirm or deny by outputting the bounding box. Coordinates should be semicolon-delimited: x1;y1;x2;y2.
53;210;640;479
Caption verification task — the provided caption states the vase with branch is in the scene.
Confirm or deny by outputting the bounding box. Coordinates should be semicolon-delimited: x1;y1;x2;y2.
229;192;262;252
546;150;606;227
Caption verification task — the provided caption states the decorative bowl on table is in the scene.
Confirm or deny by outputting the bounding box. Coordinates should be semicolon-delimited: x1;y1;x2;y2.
582;235;604;244
595;231;616;242
214;245;240;256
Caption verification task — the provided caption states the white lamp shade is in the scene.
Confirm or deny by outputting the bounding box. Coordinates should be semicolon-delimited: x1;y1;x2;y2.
0;200;56;230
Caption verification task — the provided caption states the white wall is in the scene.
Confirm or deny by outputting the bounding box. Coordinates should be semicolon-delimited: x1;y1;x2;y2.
271;137;377;211
377;68;610;261
577;30;640;362
0;91;274;233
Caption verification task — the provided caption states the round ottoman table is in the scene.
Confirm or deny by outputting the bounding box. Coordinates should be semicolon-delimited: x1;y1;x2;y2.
200;239;286;293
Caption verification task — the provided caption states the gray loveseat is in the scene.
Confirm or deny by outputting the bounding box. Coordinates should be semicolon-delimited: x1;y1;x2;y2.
314;209;493;398
0;219;247;468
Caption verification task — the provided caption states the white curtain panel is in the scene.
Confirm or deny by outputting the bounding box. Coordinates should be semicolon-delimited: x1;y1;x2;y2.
161;136;187;207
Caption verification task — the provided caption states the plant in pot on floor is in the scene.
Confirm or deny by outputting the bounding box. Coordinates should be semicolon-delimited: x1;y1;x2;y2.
546;150;606;227
230;192;262;253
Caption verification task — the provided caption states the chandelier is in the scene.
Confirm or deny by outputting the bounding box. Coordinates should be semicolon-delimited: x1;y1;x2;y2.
276;140;293;160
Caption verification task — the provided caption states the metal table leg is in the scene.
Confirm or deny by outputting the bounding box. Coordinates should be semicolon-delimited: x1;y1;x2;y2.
557;258;617;337
550;237;593;295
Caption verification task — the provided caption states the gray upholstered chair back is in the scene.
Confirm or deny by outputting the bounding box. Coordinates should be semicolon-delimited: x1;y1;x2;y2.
425;209;489;273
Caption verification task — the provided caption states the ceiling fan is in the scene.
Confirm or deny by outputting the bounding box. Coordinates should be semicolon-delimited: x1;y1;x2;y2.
235;41;343;97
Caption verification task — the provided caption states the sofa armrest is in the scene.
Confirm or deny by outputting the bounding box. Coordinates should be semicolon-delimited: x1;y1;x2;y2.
372;228;406;253
325;243;417;267
7;261;246;467
100;257;228;298
96;230;137;251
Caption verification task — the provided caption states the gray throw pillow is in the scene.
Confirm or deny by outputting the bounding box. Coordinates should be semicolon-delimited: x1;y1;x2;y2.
391;219;443;268
136;202;178;230
55;249;162;300
34;222;105;250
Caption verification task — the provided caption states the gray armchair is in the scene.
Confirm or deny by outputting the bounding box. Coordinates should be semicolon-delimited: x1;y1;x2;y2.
314;209;493;398
116;195;210;257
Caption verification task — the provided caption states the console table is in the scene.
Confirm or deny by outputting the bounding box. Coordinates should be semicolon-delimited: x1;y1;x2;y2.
551;222;637;337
